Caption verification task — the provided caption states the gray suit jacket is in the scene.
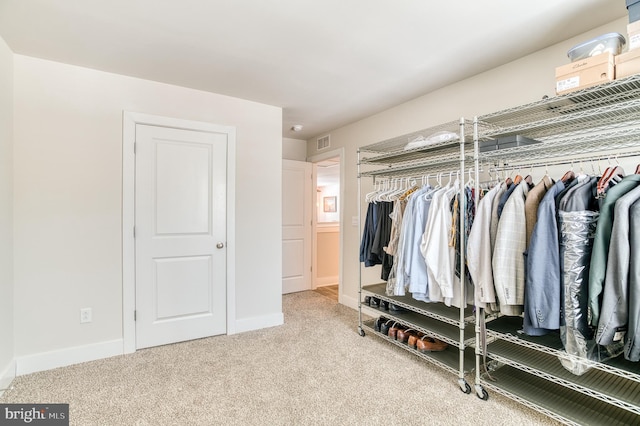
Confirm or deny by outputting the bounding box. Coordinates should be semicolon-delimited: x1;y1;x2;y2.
523;180;565;335
597;186;640;345
625;198;640;361
589;175;640;327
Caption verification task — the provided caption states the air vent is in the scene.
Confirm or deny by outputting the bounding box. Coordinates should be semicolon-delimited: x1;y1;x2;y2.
317;135;330;150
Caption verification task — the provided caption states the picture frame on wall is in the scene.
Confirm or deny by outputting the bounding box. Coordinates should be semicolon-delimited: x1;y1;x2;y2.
323;196;337;212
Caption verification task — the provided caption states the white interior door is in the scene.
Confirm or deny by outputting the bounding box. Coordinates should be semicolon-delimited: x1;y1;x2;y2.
282;160;312;294
135;124;227;349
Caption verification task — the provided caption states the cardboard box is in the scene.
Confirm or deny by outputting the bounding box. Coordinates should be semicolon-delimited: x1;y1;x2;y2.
616;48;640;79
628;21;640;50
555;52;615;95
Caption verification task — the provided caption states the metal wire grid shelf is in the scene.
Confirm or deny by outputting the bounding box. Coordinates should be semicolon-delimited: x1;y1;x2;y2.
484;318;640;384
361;284;475;327
480;366;639;426
362;307;475;349
361;320;475;376
359;119;474;154
477;124;640;169
360;142;465;165
359;150;473;178
486;340;640;416
477;74;640;140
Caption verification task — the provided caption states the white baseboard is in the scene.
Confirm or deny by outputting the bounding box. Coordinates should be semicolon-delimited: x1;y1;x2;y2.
16;339;124;376
340;293;358;310
0;359;16;397
316;276;338;287
232;313;284;335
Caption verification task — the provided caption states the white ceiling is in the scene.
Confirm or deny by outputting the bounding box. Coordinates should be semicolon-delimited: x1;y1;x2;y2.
0;0;627;140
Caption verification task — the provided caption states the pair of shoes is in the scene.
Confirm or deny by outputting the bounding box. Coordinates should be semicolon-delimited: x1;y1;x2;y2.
407;332;425;349
374;316;387;332
416;336;448;353
396;328;418;344
380;319;395;335
388;322;405;340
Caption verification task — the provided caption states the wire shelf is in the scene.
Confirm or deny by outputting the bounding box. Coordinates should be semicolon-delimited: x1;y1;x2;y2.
359;119;473;153
477;74;640;140
485;316;640;383
362;283;475;326
487;339;640;415
360;142;465;165
359;150;472;179
361;321;476;376
481;365;640;426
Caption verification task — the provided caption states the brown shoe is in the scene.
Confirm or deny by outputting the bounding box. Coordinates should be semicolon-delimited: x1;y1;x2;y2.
396;328;417;344
388;322;405;340
416;336;448;352
407;332;425;349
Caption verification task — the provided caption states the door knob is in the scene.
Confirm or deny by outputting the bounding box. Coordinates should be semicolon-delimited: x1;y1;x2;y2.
216;242;224;249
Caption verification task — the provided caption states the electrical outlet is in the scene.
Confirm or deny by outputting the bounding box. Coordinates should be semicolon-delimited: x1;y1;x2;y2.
80;308;92;324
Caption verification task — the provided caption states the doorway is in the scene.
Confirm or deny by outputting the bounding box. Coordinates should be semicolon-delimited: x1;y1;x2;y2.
310;150;343;303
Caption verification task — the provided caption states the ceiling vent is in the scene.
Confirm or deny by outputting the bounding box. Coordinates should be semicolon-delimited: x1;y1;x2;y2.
317;135;331;150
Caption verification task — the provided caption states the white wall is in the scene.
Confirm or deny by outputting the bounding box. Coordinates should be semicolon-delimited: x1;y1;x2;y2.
282;137;307;161
306;17;629;308
0;36;15;390
13;55;282;366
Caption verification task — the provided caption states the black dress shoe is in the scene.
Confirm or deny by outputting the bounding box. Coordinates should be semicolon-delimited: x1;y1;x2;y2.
380;320;394;335
374;316;387;332
379;300;390;310
364;296;371;306
389;303;406;312
370;297;380;308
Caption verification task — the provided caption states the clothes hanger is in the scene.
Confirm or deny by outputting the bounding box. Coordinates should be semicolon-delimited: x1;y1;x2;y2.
365;180;382;202
504;167;513;186
513;166;523;185
466;167;475;188
560;161;575;183
597;156;625;196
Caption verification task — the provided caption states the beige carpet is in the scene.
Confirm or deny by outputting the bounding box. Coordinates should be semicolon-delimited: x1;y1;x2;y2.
1;291;560;425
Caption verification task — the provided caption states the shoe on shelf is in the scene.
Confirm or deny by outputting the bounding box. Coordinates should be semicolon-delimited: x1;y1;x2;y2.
370;297;380;308
388;322;405;340
396;328;417;344
389;303;406;312
374;316;387;332
407;332;425;349
379;300;390;310
416;336;448;353
380;320;394;336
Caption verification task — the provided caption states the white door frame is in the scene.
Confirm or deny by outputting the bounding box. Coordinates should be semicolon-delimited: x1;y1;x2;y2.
122;111;237;354
307;148;344;304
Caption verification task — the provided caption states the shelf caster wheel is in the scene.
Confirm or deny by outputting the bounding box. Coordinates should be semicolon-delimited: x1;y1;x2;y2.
458;379;471;394
475;385;489;401
358;327;365;337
